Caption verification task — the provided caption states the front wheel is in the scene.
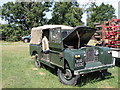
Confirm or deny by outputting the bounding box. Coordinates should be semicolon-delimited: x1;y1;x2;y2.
57;68;79;85
34;54;41;68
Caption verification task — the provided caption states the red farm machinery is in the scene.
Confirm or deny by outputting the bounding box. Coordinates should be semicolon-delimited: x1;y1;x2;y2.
94;19;120;59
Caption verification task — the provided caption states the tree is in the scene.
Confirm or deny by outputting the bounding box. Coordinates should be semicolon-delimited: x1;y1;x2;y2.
0;24;22;41
49;2;83;27
0;6;2;15
86;2;116;27
1;2;52;33
1;1;52;41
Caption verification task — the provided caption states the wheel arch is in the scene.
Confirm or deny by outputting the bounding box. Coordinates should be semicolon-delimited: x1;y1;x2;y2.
55;59;71;72
64;59;74;71
24;38;30;40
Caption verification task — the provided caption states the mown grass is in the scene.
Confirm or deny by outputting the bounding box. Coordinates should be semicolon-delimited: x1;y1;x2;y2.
1;41;119;88
0;41;2;89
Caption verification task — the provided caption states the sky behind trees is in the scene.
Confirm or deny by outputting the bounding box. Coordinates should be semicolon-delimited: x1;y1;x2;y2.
0;0;119;24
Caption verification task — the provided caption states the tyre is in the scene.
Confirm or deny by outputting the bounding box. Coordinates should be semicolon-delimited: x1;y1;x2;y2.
34;54;41;68
24;38;29;43
57;68;79;85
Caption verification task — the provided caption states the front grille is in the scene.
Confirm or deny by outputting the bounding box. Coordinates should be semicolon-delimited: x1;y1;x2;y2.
83;48;98;62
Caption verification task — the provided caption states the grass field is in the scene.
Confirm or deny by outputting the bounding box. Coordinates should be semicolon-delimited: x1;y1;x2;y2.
1;41;119;88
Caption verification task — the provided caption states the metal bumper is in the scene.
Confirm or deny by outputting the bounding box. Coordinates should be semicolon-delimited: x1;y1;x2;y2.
74;64;115;75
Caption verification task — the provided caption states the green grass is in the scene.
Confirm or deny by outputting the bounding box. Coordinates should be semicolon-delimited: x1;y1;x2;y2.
0;41;2;89
1;41;119;88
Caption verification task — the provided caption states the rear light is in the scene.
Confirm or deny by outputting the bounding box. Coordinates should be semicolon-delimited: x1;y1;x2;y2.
108;51;112;54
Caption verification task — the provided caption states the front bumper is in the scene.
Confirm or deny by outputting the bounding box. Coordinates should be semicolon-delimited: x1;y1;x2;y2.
74;64;115;75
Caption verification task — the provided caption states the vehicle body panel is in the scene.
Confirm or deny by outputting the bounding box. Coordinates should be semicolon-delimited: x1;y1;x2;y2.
30;25;114;75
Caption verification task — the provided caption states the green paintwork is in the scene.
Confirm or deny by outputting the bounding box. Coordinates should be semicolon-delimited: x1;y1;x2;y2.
98;47;112;64
48;27;64;68
40;59;55;69
49;43;63;50
64;48;85;70
30;26;114;75
29;44;42;59
49;51;64;68
63;46;113;71
85;61;102;68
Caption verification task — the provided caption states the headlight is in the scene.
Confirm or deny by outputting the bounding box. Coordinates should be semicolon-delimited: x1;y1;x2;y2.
74;55;80;59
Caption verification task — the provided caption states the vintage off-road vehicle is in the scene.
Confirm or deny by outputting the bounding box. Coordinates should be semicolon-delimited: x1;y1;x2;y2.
30;25;115;85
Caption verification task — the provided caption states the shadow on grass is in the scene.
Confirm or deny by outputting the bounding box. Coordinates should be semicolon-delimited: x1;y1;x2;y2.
77;71;114;87
40;63;58;75
31;60;114;87
41;64;114;87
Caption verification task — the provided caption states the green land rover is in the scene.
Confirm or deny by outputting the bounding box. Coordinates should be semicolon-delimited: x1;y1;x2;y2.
29;25;115;85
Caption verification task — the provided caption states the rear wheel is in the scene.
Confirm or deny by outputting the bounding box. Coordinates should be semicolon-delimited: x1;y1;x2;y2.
34;54;41;68
57;68;79;85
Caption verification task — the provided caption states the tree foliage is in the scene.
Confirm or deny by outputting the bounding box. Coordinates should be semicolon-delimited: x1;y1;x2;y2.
1;1;117;41
0;6;2;15
2;2;52;30
86;2;116;27
0;24;22;41
1;2;52;41
49;2;83;27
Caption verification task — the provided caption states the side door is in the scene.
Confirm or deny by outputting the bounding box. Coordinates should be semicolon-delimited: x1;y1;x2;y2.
49;27;64;68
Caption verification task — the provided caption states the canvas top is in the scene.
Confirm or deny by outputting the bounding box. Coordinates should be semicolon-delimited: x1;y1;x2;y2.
30;25;73;44
32;25;73;30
